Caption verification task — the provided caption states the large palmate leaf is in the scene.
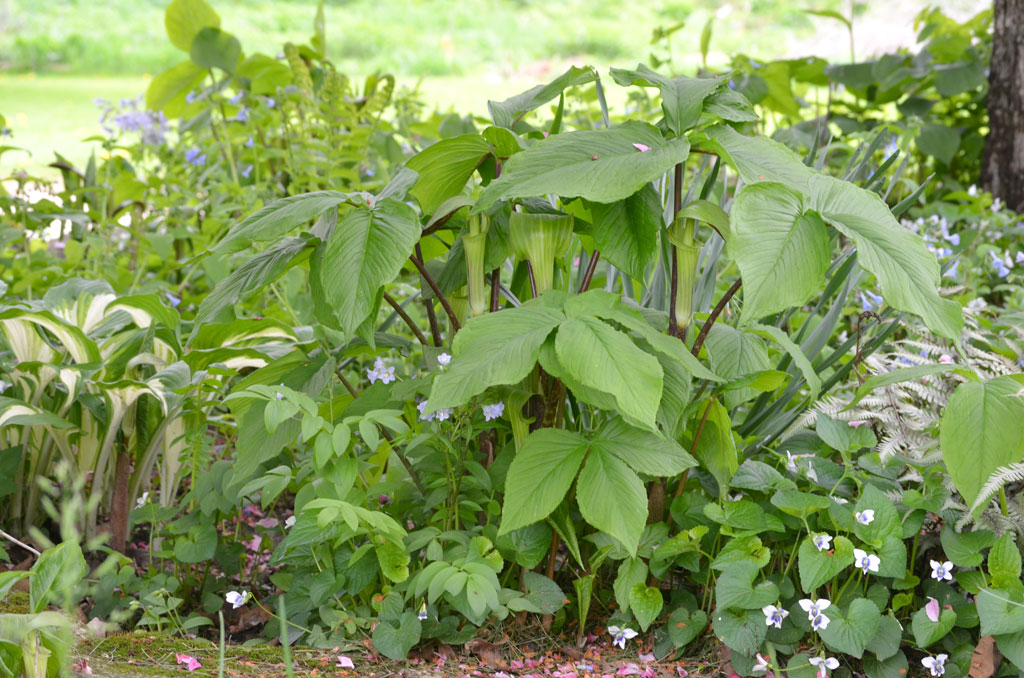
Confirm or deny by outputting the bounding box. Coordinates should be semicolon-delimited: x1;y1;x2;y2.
554;316;663;431
698;125;962;340
500;429;589;534
488;65;598;129
428;302;565;410
406;135;494;215
703;324;770;409
576;446;648;556
475;121;690;212
610;64;725;136
216;191;371;254
146;60;206;116
586;184;663;280
940;375;1024;510
189;27;241;73
591;417;697;476
192;237;309;333
729;182;831;321
319;200;422;335
165;0;220;51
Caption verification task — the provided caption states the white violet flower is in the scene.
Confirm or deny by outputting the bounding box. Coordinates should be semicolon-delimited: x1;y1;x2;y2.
855;509;875;525
284;516;296;529
798;598;831;620
930;559;954;582
366;357;396;384
752;653;772;675
418;602;428;621
608;626;638;649
225;591;248;609
483;402;505;421
853;548;881;574
762;605;788;628
922;654;948;677
437;352;452;368
810;613;831;631
808;656;840;678
435;408;453;421
417;400;434;422
135;492;149;509
813;534;833;552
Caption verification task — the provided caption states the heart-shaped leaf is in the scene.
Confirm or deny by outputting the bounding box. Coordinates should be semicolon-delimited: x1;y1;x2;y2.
630;584;664;631
818;598;882;658
798;535;855;593
666;607;707;648
911;605;956;647
371;611;421;661
715;562;780;610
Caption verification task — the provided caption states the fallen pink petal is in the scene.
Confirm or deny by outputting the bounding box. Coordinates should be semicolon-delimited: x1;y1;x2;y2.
632;143;652;152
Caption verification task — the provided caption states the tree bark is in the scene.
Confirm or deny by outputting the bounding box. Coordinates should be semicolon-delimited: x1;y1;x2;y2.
981;0;1024;212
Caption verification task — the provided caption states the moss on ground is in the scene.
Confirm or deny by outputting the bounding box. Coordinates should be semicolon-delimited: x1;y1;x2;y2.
0;590;30;614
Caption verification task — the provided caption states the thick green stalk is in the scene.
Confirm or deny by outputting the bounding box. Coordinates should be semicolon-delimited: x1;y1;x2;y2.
510;212;574;294
667;216;701;335
464;213;489;316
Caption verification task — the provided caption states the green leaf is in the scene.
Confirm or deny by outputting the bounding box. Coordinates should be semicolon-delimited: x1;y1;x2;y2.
798;535;855;592
770;490;831;518
192;237;308;331
863;651;909;678
729;182;831;321
786;654;821;678
173;523;218;564
371;611;421;661
586;184;662;280
320;200;422;336
630;584;664;631
849;363;967;408
977;587;1024;636
237;54;293;95
818;598;882;659
488;65;598;129
815;412;876;453
577;446;648;556
522;572;567;615
496;524;553;569
0;572;28;601
692;399;737;497
712;608;767;656
610;65;724;136
715;562;779;610
677;199;732;240
29;542;87;614
614;558;649;614
746;323;822;399
996;631;1024;671
376;542;410;583
165;0;220;51
939;525;995;569
406;135;494;215
667;607;708;648
911;605;956;648
853;484;902;546
915;124;960;166
592;417;697;476
703;324;770;409
189;27;241;73
865;614;903;661
217;191;369;254
554;316;663;431
700;125;962;340
146;60;206;117
988;533;1023;588
499;429;589;534
475;121;690;212
941;375;1024;510
429;301;564;410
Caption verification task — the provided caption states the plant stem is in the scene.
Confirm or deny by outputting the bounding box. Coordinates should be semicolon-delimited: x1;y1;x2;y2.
489;269;501;312
668;163;684;337
691;278;742;357
526;260;539;298
414;243;443;346
383;292;429;346
674;399;714;498
578;251;601;293
409;251;461;333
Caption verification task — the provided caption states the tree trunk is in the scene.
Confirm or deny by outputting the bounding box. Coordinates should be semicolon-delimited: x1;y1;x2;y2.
981;0;1024;212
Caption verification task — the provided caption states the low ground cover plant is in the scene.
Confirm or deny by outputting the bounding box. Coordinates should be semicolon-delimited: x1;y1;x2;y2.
1;1;1022;677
